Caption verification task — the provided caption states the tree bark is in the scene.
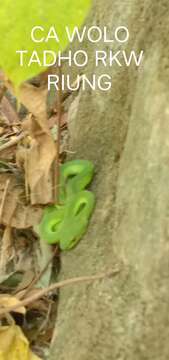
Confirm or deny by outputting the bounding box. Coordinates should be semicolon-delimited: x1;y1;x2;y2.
50;0;169;359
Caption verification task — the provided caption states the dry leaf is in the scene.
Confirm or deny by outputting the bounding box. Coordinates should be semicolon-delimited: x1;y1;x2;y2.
19;82;47;120
0;226;13;273
0;295;26;314
0;173;42;228
0;324;41;360
21;114;56;204
1;94;19;125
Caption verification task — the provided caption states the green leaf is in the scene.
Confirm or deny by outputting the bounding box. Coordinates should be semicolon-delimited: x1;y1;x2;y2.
0;0;91;86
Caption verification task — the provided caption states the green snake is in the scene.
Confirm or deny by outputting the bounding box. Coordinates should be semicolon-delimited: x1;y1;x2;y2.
39;160;95;250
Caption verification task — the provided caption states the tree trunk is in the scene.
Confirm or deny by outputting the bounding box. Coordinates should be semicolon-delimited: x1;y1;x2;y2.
50;1;169;359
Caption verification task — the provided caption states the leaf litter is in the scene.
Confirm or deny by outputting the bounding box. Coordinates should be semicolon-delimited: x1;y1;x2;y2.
0;70;69;358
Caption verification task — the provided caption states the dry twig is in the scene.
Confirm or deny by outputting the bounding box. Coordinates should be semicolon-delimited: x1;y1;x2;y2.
17;246;59;300
0;131;28;153
0;267;120;317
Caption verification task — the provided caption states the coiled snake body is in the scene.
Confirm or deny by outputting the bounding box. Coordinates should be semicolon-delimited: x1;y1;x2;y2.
39;160;95;250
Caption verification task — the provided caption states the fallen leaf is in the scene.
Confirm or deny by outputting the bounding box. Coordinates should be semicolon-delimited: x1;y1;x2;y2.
0;324;41;359
1;93;19;125
0;173;42;228
21;114;56;204
0;295;26;315
0;271;24;290
14;270;35;294
36;239;53;288
19;83;47;121
0;226;13;274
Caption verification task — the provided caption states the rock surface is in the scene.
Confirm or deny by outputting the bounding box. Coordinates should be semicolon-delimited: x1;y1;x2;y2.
50;1;169;359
